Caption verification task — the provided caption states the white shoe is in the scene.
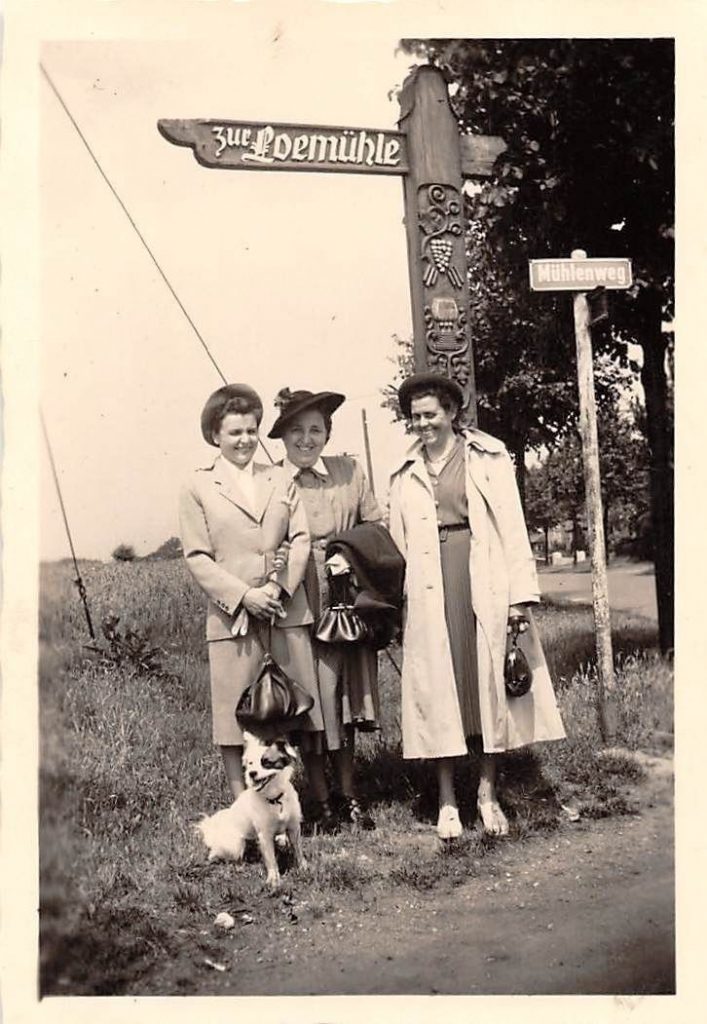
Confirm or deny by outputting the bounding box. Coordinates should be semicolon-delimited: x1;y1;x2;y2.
477;799;509;836
437;805;463;839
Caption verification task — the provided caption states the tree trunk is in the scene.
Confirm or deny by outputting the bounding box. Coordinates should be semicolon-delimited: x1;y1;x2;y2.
640;313;674;654
544;524;549;566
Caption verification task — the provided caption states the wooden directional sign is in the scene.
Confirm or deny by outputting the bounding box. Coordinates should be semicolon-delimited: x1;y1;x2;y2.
529;257;632;292
159;67;507;421
158;119;408;175
157;117;506;180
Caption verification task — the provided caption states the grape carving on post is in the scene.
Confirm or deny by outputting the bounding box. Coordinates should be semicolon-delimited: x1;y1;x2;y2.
158;65;506;413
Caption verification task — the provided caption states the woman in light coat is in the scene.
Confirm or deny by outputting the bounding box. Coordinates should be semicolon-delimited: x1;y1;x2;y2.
179;383;319;798
388;372;565;839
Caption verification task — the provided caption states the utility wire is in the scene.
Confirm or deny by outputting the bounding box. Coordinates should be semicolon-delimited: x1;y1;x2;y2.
40;70;400;670
39;63;227;388
384;648;402;677
40;62;275;464
40;411;96;641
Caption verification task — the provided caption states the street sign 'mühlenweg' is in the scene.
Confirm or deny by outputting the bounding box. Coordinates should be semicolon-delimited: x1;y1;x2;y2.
529;257;632;292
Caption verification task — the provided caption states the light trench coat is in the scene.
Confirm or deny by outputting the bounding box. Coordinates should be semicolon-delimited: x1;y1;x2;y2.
388;430;565;758
179;455;313;643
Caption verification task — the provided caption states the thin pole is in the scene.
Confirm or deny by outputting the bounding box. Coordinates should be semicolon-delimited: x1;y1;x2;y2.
40;412;96;640
571;249;616;742
361;408;376;496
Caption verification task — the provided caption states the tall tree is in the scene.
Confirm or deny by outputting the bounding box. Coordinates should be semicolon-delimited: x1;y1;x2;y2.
526;401;651;562
400;38;674;650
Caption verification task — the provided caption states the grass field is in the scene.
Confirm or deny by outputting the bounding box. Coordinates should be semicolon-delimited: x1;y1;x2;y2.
38;558;672;995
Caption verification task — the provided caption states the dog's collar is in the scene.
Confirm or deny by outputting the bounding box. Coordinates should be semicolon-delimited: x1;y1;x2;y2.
266;792;285;807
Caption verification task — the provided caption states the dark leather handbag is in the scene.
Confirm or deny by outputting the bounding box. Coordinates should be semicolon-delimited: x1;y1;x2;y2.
236;630;314;728
504;616;533;698
315;570;370;644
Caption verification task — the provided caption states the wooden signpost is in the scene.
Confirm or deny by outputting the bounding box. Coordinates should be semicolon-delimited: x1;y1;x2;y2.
530;249;634;742
158;65;506;421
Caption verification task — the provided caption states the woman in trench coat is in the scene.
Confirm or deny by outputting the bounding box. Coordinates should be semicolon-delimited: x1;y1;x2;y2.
179;383;318;798
388;372;565;839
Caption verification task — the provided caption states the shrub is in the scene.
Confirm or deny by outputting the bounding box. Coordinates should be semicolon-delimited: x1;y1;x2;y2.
112;543;137;562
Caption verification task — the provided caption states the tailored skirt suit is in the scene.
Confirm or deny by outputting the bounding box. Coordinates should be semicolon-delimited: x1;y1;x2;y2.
286;455;383;752
388;429;565;759
179;454;321;746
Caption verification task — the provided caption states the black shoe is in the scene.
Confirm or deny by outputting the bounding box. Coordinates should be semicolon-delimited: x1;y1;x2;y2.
337;795;376;831
306;799;340;835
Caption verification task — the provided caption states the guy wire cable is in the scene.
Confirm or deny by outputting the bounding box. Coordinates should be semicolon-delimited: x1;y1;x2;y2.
41;69;399;671
384;648;401;677
40;410;96;641
40;62;275;465
39;64;402;678
39;66;401;679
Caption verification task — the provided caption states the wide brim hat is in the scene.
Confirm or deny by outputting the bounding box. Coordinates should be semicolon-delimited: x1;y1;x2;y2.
267;389;346;439
397;372;464;419
200;383;263;445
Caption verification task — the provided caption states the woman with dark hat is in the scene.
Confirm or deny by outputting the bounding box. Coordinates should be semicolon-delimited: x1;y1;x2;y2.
179;383;319;798
388;372;565;839
268;387;383;831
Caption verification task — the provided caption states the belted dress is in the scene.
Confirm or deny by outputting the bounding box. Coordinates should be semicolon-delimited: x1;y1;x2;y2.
285;454;383;752
388;430;565;759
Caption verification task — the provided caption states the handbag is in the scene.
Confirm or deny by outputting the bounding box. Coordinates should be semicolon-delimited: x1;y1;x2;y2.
315;569;370;644
504;616;533;698
236;623;314;729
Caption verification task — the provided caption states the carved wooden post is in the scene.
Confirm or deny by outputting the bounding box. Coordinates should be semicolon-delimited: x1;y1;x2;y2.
158;67;505;422
399;66;476;422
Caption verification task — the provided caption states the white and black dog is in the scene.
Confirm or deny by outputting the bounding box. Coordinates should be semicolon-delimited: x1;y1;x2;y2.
196;732;306;889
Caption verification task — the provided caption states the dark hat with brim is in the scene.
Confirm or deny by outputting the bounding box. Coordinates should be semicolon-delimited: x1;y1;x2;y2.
397;372;464;419
267;388;346;439
201;383;263;446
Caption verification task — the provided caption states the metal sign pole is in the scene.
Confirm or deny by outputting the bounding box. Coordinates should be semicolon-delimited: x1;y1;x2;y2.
529;248;632;743
570;249;617;742
361;408;376;496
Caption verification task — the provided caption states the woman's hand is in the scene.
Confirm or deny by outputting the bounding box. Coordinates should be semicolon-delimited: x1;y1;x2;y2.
507;604;529;636
262;580;287;617
243;586;285;621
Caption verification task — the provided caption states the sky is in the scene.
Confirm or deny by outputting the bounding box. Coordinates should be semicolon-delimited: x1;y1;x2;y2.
40;26;417;560
32;1;702;571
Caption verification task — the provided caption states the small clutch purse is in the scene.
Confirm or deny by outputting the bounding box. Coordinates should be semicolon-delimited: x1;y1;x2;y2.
315;569;369;644
236;653;314;728
504;615;533;698
315;608;369;643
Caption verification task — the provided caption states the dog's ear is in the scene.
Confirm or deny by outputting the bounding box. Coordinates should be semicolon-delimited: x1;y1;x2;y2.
279;739;298;763
261;738;296;770
261;751;287;770
242;730;265;752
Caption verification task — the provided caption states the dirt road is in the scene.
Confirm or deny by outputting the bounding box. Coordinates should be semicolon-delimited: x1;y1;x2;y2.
539;561;658;622
150;754;673;996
